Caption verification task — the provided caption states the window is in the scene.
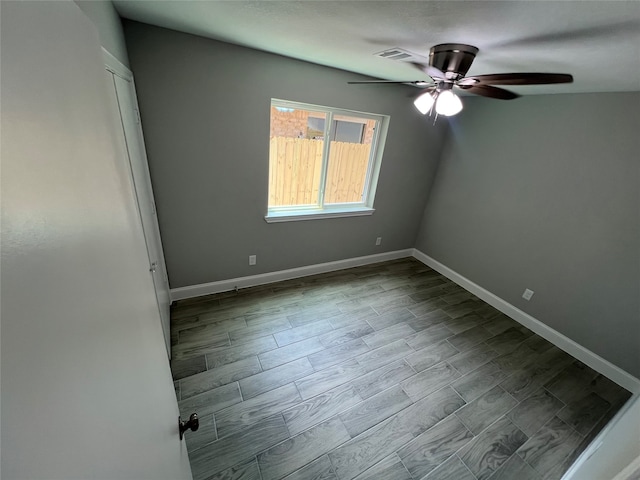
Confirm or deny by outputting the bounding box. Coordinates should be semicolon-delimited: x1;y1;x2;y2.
265;99;389;222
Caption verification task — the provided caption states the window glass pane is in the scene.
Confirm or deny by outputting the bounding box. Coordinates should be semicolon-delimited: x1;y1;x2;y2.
324;115;376;204
269;107;327;207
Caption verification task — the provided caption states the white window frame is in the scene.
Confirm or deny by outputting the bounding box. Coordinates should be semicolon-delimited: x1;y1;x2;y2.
265;99;390;223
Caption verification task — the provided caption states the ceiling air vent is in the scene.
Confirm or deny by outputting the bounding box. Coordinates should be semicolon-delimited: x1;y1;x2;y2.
374;48;426;63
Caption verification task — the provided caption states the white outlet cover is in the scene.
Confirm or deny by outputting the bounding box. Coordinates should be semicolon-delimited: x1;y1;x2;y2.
249;255;256;265
522;288;534;300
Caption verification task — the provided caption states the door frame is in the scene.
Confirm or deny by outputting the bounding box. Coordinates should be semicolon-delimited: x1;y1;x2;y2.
103;48;172;358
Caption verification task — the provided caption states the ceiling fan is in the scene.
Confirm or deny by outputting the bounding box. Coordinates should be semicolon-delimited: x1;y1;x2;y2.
348;43;573;117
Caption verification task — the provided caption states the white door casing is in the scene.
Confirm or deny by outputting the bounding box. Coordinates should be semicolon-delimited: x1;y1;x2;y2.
104;54;172;358
0;1;191;478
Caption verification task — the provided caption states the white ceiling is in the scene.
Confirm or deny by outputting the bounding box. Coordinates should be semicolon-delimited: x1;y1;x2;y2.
114;1;640;95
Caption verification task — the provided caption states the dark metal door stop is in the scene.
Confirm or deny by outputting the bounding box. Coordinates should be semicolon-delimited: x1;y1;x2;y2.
179;413;199;440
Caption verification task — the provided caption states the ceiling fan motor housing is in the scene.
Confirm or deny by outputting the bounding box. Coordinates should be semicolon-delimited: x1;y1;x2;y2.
429;44;479;78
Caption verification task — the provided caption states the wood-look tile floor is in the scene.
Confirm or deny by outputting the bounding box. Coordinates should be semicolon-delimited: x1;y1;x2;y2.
170;258;631;480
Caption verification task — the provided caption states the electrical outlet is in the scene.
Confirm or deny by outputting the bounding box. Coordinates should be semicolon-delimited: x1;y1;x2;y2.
375;237;382;246
522;288;534;301
249;255;256;266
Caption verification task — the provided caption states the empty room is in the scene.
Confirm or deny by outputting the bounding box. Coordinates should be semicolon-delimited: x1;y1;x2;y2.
2;1;639;480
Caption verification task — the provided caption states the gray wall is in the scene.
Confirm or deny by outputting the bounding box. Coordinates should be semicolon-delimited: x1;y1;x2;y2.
415;92;640;377
76;0;129;66
123;21;447;288
1;2;190;477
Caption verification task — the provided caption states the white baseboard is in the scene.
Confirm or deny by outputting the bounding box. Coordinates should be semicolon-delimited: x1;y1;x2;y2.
170;249;413;302
412;249;640;394
170;247;639;393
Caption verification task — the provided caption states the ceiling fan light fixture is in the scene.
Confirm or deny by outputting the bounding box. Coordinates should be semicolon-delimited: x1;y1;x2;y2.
414;91;435;114
435;90;463;116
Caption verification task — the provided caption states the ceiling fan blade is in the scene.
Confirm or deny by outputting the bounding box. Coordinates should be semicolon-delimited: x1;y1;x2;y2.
348;80;434;85
460;84;520;100
462;73;573;86
410;62;446;81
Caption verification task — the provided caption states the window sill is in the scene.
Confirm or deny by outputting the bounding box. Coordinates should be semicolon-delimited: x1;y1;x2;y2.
265;207;375;223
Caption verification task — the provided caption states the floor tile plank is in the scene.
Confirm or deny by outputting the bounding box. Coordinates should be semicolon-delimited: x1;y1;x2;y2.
543;361;601;404
491;344;537;372
308;338;370;371
274;319;334;347
178;382;242;418
485;326;532;355
458;416;528;480
328;307;378;329
499;347;573;402
405;340;459;372
190;415;289;480
328;416;414;480
442;313;486;333
339;385;412;438
181;357;262;400
204;458;262;480
441;301;479;320
178;317;247;343
259;337;324;370
365;307;416;331
517;416;582;478
287;306;343;328
171;355;207;381
451;361;508;402
483;315;519;335
351;360;415;400
407;300;449;319
239;357;314;399
401;362;461;401
422;455;476;480
352;454;411;480
557;392;611;435
215;383;302;439
506;388;565;436
448;343;499;375
405;323;454;350
173;332;231;361
354;339;414;371
456;385;518;435
396;386;467;437
361;323;415;348
283;383;362;437
488;454;542;480
258;418;350;480
228;317;292;345
295;359;368;400
448;325;494;352
397;414;474;479
205;336;278;369
590;375;632;406
319;321;374;348
282;455;337;480
370;295;418;315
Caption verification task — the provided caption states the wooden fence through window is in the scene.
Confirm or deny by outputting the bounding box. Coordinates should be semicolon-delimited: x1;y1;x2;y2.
268;136;372;206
